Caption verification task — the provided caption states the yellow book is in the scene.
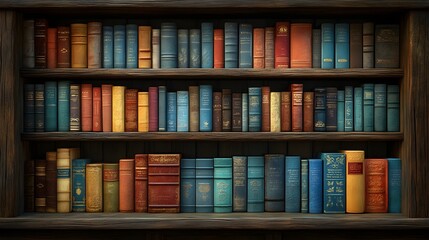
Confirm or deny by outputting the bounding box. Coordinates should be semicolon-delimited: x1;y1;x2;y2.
270;92;281;132
86;163;103;212
138;92;149;132
138;26;152;68
71;23;88;68
112;86;126;132
341;150;365;213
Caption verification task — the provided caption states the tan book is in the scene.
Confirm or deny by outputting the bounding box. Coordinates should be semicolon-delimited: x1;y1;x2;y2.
112;86;126;132
270;92;281;132
86;163;103;212
88;22;102;68
189;86;199;132
138;26;152;68
138;92;149;132
341;150;365;213
57;148;79;213
71;23;88;68
152;29;160;69
104;163;119;212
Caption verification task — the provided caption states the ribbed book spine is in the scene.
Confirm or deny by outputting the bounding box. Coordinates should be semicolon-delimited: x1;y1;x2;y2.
301;159;309;213
374;84;387;131
354;87;363;131
239;23;253;68
363;83;374;132
363;22;374;68
177;91;189;132
312;29;321;68
202;22;214;68
149;86;158;132
103;163;119;212
72;158;89;212
70;84;80;131
253;28;265;68
23;20;35;68
281;91;291;132
35;19;47;68
45;152;56;213
314;88;326;132
275;22;290;68
138;26;152;68
47;28;57;69
388;158;401;213
81;83;93;132
161;23;178;68
321;23;334;69
285;156;301;213
86;163;103;212
309;159;323;213
167;92;177;132
57;148;70;213
365;158;388;213
337;90;345;132
248;87;262;132
178;29;189;68
335;23;350;68
222;89;232;131
196;158;214;212
264;27;275;68
303;92;314;132
24;84;35;132
113;25;126;68
233;156;247;212
120;159;135;212
344;86;354;132
135;154;148;212
213;92;222;132
290;23;312;68
190;29;201;68
261;86;270;132
126;24;138;68
214;158;233;213
247;156;264;212
270;92;281;132
71;23;87;68
322;153;346;213
103;26;113;68
225;22;238;68
152;29;160;69
350;23;363;68
291;84;303;132
125;89;138;132
138;92;149;132
58;81;70;131
189;86;199;132
24;160;35;212
326;87;338;131
242;93;249;132
158;86;167;132
214;29;224;68
35;159;46;212
200;85;213;131
45;81;57;131
112;86;125;132
375;25;400;68
264;154;285;212
35;84;45;132
92;87;102;132
232;93;242;132
102;84;112;132
387;85;400;132
88;22;102;68
181;158;196;212
341;150;365;213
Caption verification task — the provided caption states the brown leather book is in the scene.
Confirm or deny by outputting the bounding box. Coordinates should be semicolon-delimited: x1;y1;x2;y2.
213;91;222;132
365;158;388;213
24;160;35;212
35;159;46;212
92;87;102;132
81;84;93;132
265;27;275;68
281;91;291;132
232;92;242;132
120;159;135;212
70;84;81;131
23;20;35;68
303;92;314;132
350;23;363;68
57;26;70;68
275;22;290;68
88;22;102;68
138;26;152;68
375;25;400;68
45;151;57;213
71;23;88;68
86;163;103;212
291;84;303;132
135;154;148;212
261;86;270;132
103;163;119;212
363;22;374;68
148;154;181;213
222;89;232;131
290;23;312;68
47;28;57;69
102;84;112;132
189;86;199;132
214;29;224;68
125;89;138;132
35;19;47;68
253;28;265;68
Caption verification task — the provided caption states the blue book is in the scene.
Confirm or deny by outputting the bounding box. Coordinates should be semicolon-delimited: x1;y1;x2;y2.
321;23;335;69
387;158;401;213
314;88;326;131
181;158;196;212
247;156;264;212
72;158;90;212
239;23;253;68
178;29;189;68
214;157;233;213
126;24;138;68
177;91;189;132
354;87;363;131
321;153;346;213
285;156;301;213
161;23;178;68
265;154;285;212
387;85;400;132
58;81;70;132
44;81;57;131
242;93;249;132
301;159;309;213
167;92;177;132
113;25;126;68
337;90;345;132
326;87;338;131
201;22;214;68
196;158;214;212
248;87;262;132
199;85;213;131
103;26;114;68
374;84;387;132
34;84;45;132
233;156;247;212
225;22;238;68
363;83;374;132
24;84;35;132
335;23;349;69
344;86;354;132
158;86;167;131
309;159;323;213
189;29;201;68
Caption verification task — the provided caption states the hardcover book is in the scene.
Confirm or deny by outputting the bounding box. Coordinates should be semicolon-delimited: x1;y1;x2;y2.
103;26;113;68
239;23;253;68
135;154;148;212
189;86;199;132
281;91;291;132
200;85;213;131
253;28;265;68
70;84;80;131
152;29;160;68
335;23;350;68
86;163;103;212
181;158;196;212
35;19;47;68
72;158;90;212
341;150;365;213
45;81;57;131
314;88;326;132
363;22;374;68
261;86;270;132
249;87;262;132
57;148;80;213
23;20;35;68
71;23;88;68
167;92;177;132
374;84;387;132
120;159;135;212
290;23;312;68
102;84;112;132
337;90;345;132
303;92;314;132
25;160;35;212
265;27;275;68
291;84;303;132
363;83;374;132
113;25;126;68
301;159;309;213
103;163;119;212
81;83;93;132
201;22;214;68
138;26;152;68
125;89;138;132
387;85;400;132
149;86;159;132
270;92;281;132
57;26;70;68
285;156;301;213
126;24;138;68
177;91;189;132
312;29;321;68
387;158;401;213
344;86;354;132
196;158;214;212
190;29;201;68
365;158;388;213
158;86;167;132
265;154;285;212
47;28;57;68
225;22;238;68
309;159;323;213
213;91;222;132
354;87;363;131
326;87;338;131
375;24;400;68
88;22;102;68
178;29;189;68
242;93;249;132
35;84;45;132
112;86;125;132
232;93;242;132
233;156;247;212
24;84;35;132
275;22;290;68
214;29;224;68
321;153;346;213
214;158;233;213
138;92;149;132
350;23;363;68
321;23;335;69
247;156;264;212
161;23;178;68
222;89;232;131
92;87;102;132
35;159;46;212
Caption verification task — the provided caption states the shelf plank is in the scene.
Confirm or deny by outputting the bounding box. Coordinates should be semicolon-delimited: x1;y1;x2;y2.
20;68;403;80
21;132;403;141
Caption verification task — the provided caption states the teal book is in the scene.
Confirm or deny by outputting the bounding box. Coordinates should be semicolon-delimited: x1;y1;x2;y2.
167;92;177;132
337;90;345;132
161;23;178;68
113;25;126;68
247;156;264;212
196;158;214;212
239;23;253;68
344;86;354;132
126;24;138;68
58;81;70;132
233;156;247;212
285;156;301;213
214;157;233;213
321;23;335;69
158;86;167;131
301;159;309;213
199;85;213;131
178;29;189;68
321;153;346;213
242;93;249;132
35;84;45;132
72;158;90;212
309;159;323;213
374;84;387;132
335;23;350;69
181;158;196;212
190;29;201;68
177;91;189;132
265;154;285;212
387;85;400;132
103;26;113;68
201;22;214;68
354;87;363;131
363;83;374;132
248;87;262;132
388;158;401;213
44;81;57;131
326;87;337;131
314;88;326;131
225;22;238;68
24;83;35;132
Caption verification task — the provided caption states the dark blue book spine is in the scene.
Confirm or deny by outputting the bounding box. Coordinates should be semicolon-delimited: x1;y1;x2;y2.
301;159;309;213
103;26;114;68
387;85;400;132
247;156;264;212
326;87;338;131
201;22;214;68
387;158;401;213
264;154;285;212
309;159;323;213
314;88;326;132
126;24;138;68
181;158;196;212
158;86;167;131
335;23;350;69
196;158;214;212
354;87;363;131
242;93;249;132
44;81;57;131
321;23;335;69
35;84;45;132
225;22;238;68
214;157;233;213
337;90;345;132
199;85;213;131
58;81;70;132
248;87;262;132
312;29;321;68
239;23;252;68
233;156;247;212
167;92;177;132
321;153;346;213
189;29;201;68
24;83;35;132
374;84;387;132
363;83;374;132
344;86;354;132
177;91;189;132
285;156;301;213
72;158;90;212
113;25;126;68
161;23;178;68
178;29;189;68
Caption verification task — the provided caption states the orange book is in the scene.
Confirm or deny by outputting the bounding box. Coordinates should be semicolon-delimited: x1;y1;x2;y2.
81;84;93;132
138;26;152;68
214;29;224;68
291;84;303;132
120;159;135;212
341;150;365;213
71;23;88;68
138;92;149;132
253;28;265;68
290;23;312;68
92;87;102;132
47;28;57;69
365;158;388;213
102;84;112;132
135;154;148;212
88;22;102;68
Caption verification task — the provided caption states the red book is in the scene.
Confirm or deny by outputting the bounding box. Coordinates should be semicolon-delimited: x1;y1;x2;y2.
81;84;93;132
35;19;47;68
148;154;181;213
290;23;312;68
281;91;291;132
47;28;57;69
214;29;224;68
125;89;138;132
303;92;314;132
291;84;303;132
365;159;388;213
102;84;112;132
261;86;270;132
120;159;135;212
265;27;275;68
213;91;222;132
275;22;290;68
57;26;70;68
92;87;102;132
253;28;265;68
135;154;148;213
148;87;158;132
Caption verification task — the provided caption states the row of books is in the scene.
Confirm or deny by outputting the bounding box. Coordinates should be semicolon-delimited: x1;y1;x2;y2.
25;149;401;214
23;19;400;69
24;83;400;133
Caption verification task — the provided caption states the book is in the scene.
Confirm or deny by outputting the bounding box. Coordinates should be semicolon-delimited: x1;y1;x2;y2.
57;26;70;68
35;84;45;132
350;23;363;68
321;153;346;213
363;22;374;68
178;29;189;68
314;89;328;131
225;22;238;68
113;25;126;68
47;28;57;68
88;22;102;68
196;158;214;212
167;92;177;132
321;23;335;69
161;23;178;68
387;85;400;132
149;86;158;132
326;87;338;131
222;89;232;131
81;83;93;132
214;29;224;68
275;22;290;68
103;163;119;212
214;158;233;213
375;24;400;68
337;90;345;132
138;26;152;68
72;158;90;212
159;87;168;131
181;158;196;212
281;91;291;132
247;156;264;212
86;163;103;212
102;84;112;132
233;156;247;212
103;26;113;68
303;92;314;132
290;23;312;68
189;86;199;132
24;83;35;132
363;83;374;132
24;160;35;212
71;23;87;68
265;27;275;68
309;159;323;213
190;29;201;68
152;29;160;68
92;87;102;132
253;28;265;68
270;92;281;132
23;20;35;68
201;22;214;68
365;158;388;213
341;150;365;213
177;91;189;132
35;159;46;212
387;158;401;213
301;159;309;213
265;154;285;212
248;87;262;132
138;92;149;132
213;92;222;132
45;81;57;131
285;156;301;213
344;86;354;132
125;89;138;132
46;152;57;213
126;24;138;68
232;93;242;132
200;85;213;131
120;159;135;212
57;148;80;213
291;84;303;132
374;84;387;132
261;86;270;132
35;19;47;68
239;23;253;68
354;87;363;131
312;29;321;68
135;154;148;212
70;84;80;131
335;23;350;68
112;86;125;132
242;93;249;132
58;81;70;132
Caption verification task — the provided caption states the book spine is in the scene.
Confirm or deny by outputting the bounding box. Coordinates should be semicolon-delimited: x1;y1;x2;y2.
135;154;148;212
35;19;47;68
290;23;312;68
103;163;119;212
341;150;365;213
213;92;222;132
239;23;253;68
326;87;338;131
47;28;57;69
233;156;247;212
337;90;345;132
314;88;326;132
281;91;291;132
344;86;354;132
202;22;214;68
264;27;275;68
253;28;265;68
275;22;290;68
24;83;35;132
23;20;35;68
149;86;159;132
120;159;135;212
24;160;35;212
101;84;112;132
222;89;232;131
225;22;238;68
178;29;189;68
112;86;125;132
167;92;177;132
161;23;178;68
374;84;387;131
322;153;346;213
335;23;350;69
103;26;114;68
196;158;214;212
363;83;374;132
214;29;224;68
363;22;374;68
214;158;233;213
71;23;88;68
58;81;70;132
158;86;167;131
285;156;301;213
181;158;196;212
200;85;213;131
301;159;309;213
71;158;89;212
312;29;321;68
365;159;388;213
138;92;149;132
375;25;400;68
248;87;262;132
152;29;160;69
387;85;400;132
177;91;189;132
70;84;80;131
354;87;363;131
232;93;242;132
57;26;71;68
88;22;102;68
113;25;126;68
126;24;138;68
56;148;70;213
81;83;93;132
86;163;103;212
138;26;152;68
291;84;303;132
35;159;47;212
388;158;401;213
321;23;335;69
242;93;249;132
247;156;264;212
270;92;281;132
264;154;285;212
261;86;270;132
309;159;323;213
125;89;138;132
35;84;45;132
44;81;57;131
303;92;314;132
350;23;363;68
189;86;199;132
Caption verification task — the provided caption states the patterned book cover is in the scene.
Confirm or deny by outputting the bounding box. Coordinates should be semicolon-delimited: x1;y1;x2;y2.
253;28;265;68
248;87;262;132
92;87;102;132
35;84;45;132
337;90;345;132
264;27;275;68
86;163;103;212
285;156;301;213
72;158;90;212
70;84;80;131
44;81;57;131
326;87;338;131
374;84;387;132
344;86;354;132
321;153;346;213
291;84;303;132
341;150;365;213
314;88;326;132
135;154;148;212
365;158;388;213
35;19;47;68
200;85;213;131
181;158;196;212
303;92;314;132
232;93;242;132
247;156;264;212
233;156;247;212
196;158;214;213
167;92;177;132
213;91;222;132
35;159;46;212
190;29;201;68
214;158;233;213
177;91;189;132
222;89;232;131
178;29;189;68
275;22;290;68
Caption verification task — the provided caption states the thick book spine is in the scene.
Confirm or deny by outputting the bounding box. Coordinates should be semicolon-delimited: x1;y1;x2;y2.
326;87;338;131
196;158;214;212
312;29;321;68
374;84;387;131
321;153;346;213
138;26;152;68
242;93;249;132
387;85;400;132
24;83;35;132
102;84;112;132
103;163;119;212
24;160;35;212
202;22;214;68
72;158;89;212
239;23;253;68
337;90;345;132
264;27;275;68
264;154;285;212
71;23;87;68
126;24;138;68
44;81;57;131
158;86;167;131
281;91;291;132
138;92;149;132
213;92;222;132
350;23;363;68
341;150;365;213
93;88;102;132
225;22;238;68
70;84;81;131
189;86;199;132
46;152;57;213
161;23;178;68
233;156;247;212
181;158;196;212
103;26;114;68
253;28;265;68
314;88;326;132
35;19;47;68
113;25;126;68
120;159;135;212
58;81;70;132
35;84;45;132
152;29;160;69
354;87;363;131
375;25;400;68
177;91;189;132
303;92;314;132
88;22;102;68
86;163;103;212
200;85;213;131
135;154;148;212
35;159;47;212
232;93;242;132
167;92;177;132
214;29;224;68
387;158;401;213
275;22;290;68
214;158;233;213
363;83;374;132
261;86;270;132
301;159;309;213
291;84;303;132
248;87;262;132
178;29;189;68
247;156;264;212
47;28;57;69
112;86;125;132
81;83;93;132
365;159;388;213
125;89;138;132
222;89;232;131
335;23;350;69
149;86;158;132
270;92;281;132
57;148;70;213
321;23;335;69
285;156;301;213
363;22;374;68
309;159;323;213
23;20;35;68
290;23;312;68
344;86;354;132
